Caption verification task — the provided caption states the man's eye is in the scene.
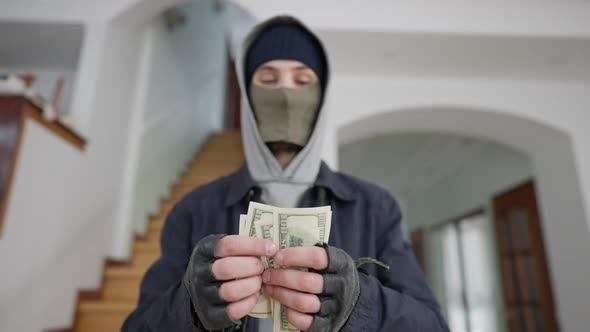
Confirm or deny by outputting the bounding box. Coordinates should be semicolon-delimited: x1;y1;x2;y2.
295;77;311;85
295;73;316;86
258;74;277;84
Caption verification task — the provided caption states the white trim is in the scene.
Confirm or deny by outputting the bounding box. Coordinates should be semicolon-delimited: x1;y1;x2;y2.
110;23;155;260
70;21;108;135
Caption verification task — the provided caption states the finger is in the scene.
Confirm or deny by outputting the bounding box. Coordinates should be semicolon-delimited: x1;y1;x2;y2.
227;292;259;321
212;256;264;280
219;275;262;302
274;247;328;270
265;285;320;314
262;269;324;294
215;235;277;258
284;307;314;331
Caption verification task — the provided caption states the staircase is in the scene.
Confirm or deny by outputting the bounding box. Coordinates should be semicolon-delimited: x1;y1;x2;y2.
51;131;244;332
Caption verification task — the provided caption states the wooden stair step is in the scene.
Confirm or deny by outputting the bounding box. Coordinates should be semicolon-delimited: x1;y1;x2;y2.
193;148;243;154
208;137;241;144
193;148;242;155
149;220;165;232
102;278;141;303
144;228;161;241
75;301;135;332
176;179;225;188
191;159;243;166
105;266;149;279
79;301;136;313
134;241;161;254
192;151;243;158
175;177;210;185
156;201;177;216
182;172;234;179
132;252;160;267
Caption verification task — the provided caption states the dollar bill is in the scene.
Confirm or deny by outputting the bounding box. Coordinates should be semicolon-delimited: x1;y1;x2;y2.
243;203;275;319
272;206;332;332
256;221;275;269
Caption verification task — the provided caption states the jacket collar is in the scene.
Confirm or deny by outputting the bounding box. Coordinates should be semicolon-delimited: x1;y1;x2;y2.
224;162;357;207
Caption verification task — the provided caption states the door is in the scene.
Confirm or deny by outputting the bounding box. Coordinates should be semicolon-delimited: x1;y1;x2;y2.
410;228;426;271
224;44;242;130
493;181;559;332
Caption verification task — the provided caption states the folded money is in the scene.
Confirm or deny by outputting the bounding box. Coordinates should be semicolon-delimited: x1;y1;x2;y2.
238;202;332;332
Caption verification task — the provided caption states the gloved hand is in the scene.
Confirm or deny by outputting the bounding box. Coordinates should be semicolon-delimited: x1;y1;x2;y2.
183;234;277;330
263;244;364;332
307;244;360;332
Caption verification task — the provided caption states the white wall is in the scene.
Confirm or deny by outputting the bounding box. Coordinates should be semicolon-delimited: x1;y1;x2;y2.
330;75;590;332
405;143;534;332
0;1;207;330
0;121;106;331
0;0;227;328
111;0;228;259
0;0;139;22
0;16;149;330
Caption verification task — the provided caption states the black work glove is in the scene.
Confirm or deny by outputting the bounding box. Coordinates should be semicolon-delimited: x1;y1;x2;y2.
182;234;242;330
307;244;361;332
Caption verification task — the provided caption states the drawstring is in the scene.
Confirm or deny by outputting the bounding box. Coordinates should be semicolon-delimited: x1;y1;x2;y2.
243;188;259;206
317;186;327;206
220;315;248;331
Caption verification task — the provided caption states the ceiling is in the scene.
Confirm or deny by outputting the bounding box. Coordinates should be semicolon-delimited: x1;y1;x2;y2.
0;0;143;21
0;22;84;68
230;0;590;82
339;132;499;202
3;0;590;82
319;30;590;81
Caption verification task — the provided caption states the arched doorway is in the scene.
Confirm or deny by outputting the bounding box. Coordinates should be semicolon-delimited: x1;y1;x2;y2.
337;107;590;332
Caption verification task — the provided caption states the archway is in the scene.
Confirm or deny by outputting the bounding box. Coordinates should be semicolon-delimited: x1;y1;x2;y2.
338;106;590;332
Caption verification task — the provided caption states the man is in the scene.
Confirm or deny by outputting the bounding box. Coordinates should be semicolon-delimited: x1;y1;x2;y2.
123;15;449;332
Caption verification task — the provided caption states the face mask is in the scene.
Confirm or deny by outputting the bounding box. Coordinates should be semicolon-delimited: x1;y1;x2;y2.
250;82;321;147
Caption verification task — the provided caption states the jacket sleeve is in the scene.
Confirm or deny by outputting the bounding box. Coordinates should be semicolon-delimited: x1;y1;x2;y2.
121;202;204;332
342;191;450;332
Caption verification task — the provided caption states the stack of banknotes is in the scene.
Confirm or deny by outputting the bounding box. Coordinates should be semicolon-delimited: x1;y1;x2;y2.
238;202;332;332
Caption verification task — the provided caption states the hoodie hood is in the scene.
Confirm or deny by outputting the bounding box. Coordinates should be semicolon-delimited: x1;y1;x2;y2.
236;15;330;208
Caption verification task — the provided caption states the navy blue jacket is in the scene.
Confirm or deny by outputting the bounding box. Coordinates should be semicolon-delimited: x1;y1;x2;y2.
122;163;449;331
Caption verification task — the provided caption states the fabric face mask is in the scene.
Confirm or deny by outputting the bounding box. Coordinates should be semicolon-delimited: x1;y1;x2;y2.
250;82;321;147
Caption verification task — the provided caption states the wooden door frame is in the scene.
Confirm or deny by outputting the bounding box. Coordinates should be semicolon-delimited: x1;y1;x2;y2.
224;43;241;130
492;179;560;332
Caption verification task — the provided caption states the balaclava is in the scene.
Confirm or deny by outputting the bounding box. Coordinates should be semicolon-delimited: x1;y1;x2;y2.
246;23;327;147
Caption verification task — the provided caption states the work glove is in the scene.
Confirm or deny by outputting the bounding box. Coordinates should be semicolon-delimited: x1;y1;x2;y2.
182;234;241;330
307;244;361;332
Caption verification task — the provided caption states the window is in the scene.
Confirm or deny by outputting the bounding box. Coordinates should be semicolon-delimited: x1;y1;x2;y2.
439;213;498;332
